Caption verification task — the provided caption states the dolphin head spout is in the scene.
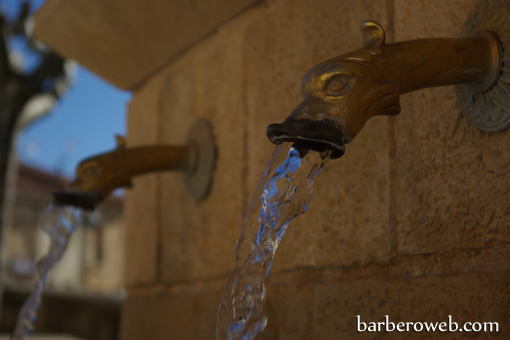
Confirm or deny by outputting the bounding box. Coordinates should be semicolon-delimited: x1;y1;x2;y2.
267;20;401;159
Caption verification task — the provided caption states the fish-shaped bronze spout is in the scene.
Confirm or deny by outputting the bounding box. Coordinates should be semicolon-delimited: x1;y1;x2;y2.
53;118;216;210
267;20;503;158
53;136;192;209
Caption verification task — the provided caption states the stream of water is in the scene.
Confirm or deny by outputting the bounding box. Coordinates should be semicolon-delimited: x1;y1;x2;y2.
217;141;331;339
12;204;85;340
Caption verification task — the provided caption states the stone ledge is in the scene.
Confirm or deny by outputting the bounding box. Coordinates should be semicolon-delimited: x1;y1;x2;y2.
32;0;259;89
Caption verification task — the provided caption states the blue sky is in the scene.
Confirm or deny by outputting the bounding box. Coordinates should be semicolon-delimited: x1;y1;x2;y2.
17;68;131;177
3;0;131;178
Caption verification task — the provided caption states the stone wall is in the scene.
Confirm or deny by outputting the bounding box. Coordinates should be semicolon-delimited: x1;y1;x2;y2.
120;0;510;338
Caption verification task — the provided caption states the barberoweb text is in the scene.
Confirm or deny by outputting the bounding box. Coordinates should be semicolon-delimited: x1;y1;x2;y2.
357;315;499;333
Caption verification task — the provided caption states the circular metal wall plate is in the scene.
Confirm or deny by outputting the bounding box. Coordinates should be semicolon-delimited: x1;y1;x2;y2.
455;0;510;132
184;118;216;200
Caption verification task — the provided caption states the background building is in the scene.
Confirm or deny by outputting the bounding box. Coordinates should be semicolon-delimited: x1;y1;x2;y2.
1;162;124;338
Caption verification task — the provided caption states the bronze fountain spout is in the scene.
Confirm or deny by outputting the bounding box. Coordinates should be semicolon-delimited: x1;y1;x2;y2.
53;118;216;210
267;0;510;158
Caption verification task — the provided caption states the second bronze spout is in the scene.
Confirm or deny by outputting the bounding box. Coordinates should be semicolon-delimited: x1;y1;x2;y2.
54;118;216;210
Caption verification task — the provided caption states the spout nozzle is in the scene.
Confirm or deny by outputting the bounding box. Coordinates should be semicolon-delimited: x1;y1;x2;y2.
266;122;346;159
52;191;101;210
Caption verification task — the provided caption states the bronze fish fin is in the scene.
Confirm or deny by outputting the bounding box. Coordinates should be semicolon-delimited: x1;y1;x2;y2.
361;20;386;48
115;135;126;149
366;84;401;117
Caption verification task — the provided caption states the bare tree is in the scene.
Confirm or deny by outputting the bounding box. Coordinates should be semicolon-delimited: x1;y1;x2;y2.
0;1;70;252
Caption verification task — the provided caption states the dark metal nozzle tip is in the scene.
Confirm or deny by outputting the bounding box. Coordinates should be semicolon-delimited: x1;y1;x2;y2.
266;122;346;159
52;191;100;210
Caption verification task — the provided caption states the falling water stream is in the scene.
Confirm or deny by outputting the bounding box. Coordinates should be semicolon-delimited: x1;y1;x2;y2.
217;141;331;339
12;204;85;340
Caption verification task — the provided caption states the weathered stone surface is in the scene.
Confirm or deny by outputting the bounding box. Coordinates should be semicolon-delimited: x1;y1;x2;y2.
33;0;259;89
123;72;163;287
311;272;509;339
157;16;252;283
393;0;510;255
120;289;196;339
243;0;394;271
265;244;510;339
117;0;510;338
120;283;223;339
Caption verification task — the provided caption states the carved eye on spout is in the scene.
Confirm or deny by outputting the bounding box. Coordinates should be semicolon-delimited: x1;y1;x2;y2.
324;74;352;97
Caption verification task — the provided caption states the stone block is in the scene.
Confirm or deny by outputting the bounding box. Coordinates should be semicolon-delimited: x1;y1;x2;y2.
121;243;510;339
123;73;163;287
33;0;260;89
262;244;510;339
157;15;253;283
120;283;224;339
311;272;509;339
393;0;510;255
120;289;196;339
